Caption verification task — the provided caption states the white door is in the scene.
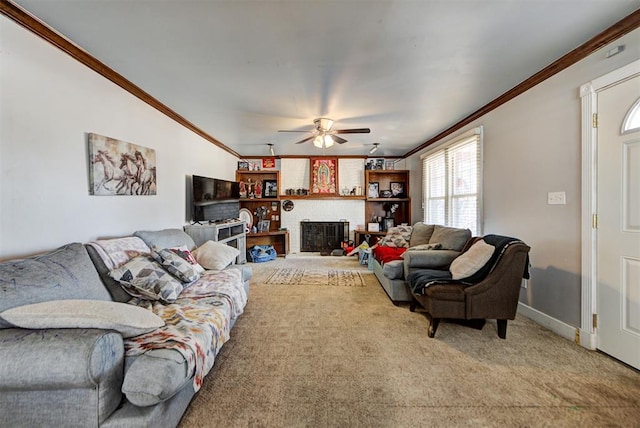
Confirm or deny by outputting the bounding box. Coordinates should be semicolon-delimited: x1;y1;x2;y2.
597;74;640;370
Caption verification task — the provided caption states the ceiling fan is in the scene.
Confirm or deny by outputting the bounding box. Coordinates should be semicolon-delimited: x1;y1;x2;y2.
278;118;371;148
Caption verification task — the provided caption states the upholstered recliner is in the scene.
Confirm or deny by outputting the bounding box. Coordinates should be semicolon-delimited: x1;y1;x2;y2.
407;236;530;339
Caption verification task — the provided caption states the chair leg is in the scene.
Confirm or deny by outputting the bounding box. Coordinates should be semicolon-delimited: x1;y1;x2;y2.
409;298;417;312
497;319;508;339
424;312;440;338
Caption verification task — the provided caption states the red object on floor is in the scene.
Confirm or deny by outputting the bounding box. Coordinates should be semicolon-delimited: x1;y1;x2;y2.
373;246;406;264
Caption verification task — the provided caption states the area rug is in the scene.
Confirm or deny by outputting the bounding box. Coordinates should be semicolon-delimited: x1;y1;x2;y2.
266;267;366;286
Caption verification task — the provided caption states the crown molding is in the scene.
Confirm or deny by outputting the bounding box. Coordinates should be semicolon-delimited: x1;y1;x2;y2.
0;0;241;158
403;8;640;158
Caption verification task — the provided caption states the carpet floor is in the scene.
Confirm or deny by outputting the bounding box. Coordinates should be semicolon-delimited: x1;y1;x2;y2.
179;255;640;427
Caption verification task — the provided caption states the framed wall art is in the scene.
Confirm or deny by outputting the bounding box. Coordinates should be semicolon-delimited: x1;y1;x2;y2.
263;179;278;198
309;157;338;195
88;132;156;196
368;182;379;198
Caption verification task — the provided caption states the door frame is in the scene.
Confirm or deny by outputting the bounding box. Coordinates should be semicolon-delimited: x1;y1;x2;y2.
580;59;640;349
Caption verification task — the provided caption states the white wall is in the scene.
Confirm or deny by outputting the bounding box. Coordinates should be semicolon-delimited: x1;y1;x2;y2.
280;158;366;252
406;29;640;327
0;17;238;259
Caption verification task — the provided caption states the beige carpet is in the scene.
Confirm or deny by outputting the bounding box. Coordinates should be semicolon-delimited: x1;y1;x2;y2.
180;254;640;427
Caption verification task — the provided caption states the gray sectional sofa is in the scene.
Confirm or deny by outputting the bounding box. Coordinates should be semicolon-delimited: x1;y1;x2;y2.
372;223;472;304
0;229;250;427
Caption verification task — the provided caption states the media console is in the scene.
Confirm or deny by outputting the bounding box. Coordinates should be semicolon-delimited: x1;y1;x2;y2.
184;219;247;264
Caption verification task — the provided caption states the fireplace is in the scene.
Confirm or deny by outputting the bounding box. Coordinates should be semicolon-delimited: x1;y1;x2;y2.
300;221;349;252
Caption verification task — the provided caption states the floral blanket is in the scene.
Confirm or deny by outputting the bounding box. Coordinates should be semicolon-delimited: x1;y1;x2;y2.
89;236;248;391
125;268;247;391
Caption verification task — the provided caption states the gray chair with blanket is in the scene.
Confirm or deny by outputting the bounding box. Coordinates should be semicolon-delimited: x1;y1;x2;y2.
407;235;530;339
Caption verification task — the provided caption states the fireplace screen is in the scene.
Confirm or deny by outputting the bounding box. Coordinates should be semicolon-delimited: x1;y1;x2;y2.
300;221;349;252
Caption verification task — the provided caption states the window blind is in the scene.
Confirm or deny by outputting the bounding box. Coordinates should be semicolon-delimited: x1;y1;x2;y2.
422;127;482;235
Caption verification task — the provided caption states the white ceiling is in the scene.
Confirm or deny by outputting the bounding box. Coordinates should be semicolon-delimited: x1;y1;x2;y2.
13;0;640;157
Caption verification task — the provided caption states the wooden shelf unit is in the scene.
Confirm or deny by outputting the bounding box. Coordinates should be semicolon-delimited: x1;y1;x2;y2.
236;170;281;232
246;230;290;257
365;169;411;229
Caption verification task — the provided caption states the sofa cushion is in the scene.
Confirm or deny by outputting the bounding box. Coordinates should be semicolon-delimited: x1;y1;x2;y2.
0;243;111;328
378;225;413;248
122;349;190;406
0;299;164;338
409;223;435;247
429;225;471;251
193;240;239;270
450;239;495;280
151;247;201;283
109;256;185;303
382;259;404;280
134;229;197;252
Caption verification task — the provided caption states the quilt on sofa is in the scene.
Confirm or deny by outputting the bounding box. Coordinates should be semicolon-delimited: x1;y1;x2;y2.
90;237;247;392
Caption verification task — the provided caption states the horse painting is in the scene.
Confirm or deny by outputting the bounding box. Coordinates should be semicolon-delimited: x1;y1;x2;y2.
88;133;157;196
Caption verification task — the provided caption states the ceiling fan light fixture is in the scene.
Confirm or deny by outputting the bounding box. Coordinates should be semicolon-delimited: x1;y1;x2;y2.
313;135;324;148
369;143;380;154
315;117;334;131
324;135;334;148
268;143;275;156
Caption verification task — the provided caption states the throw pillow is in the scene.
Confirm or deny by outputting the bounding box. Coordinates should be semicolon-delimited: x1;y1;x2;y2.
0;299;164;338
409;223;435;247
169;245;205;274
378;225;413;248
429;225;471;251
151;247;201;283
373;246;407;264
109;256;185;303
407;243;442;251
192;240;240;271
449;239;495;280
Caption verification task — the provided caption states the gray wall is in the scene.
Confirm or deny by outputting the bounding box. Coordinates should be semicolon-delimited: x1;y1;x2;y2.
406;28;640;328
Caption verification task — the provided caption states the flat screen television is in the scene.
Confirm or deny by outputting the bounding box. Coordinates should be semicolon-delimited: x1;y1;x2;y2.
192;175;240;222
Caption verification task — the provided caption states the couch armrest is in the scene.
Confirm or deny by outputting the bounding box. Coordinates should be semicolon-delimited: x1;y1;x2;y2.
403;249;461;270
0;328;124;389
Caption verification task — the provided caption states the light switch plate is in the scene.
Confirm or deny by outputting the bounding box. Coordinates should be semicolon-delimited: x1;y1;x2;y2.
548;191;566;205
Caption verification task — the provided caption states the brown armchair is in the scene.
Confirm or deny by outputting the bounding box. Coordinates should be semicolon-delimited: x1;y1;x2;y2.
408;238;530;339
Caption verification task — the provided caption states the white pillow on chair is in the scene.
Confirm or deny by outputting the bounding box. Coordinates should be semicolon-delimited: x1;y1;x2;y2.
449;239;494;280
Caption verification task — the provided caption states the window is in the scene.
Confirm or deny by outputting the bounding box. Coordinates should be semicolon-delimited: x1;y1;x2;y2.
422;127;482;235
622;97;640;134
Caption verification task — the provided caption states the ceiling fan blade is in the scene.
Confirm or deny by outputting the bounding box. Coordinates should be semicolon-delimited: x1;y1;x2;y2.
278;130;312;133
294;136;315;144
332;135;348;144
332;128;371;134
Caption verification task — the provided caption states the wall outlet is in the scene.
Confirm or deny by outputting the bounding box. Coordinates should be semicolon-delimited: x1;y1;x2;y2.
547;191;566;205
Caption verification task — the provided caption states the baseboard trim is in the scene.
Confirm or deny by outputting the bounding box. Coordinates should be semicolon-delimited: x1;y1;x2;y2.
517;302;580;344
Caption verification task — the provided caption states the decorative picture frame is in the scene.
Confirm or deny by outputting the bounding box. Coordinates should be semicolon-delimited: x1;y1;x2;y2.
368;182;379;198
390;182;405;197
237;161;249;171
385;160;395;170
257;219;270;232
263;180;278;198
309;157;338;195
367;222;380;232
262;158;276;169
88;133;157;196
